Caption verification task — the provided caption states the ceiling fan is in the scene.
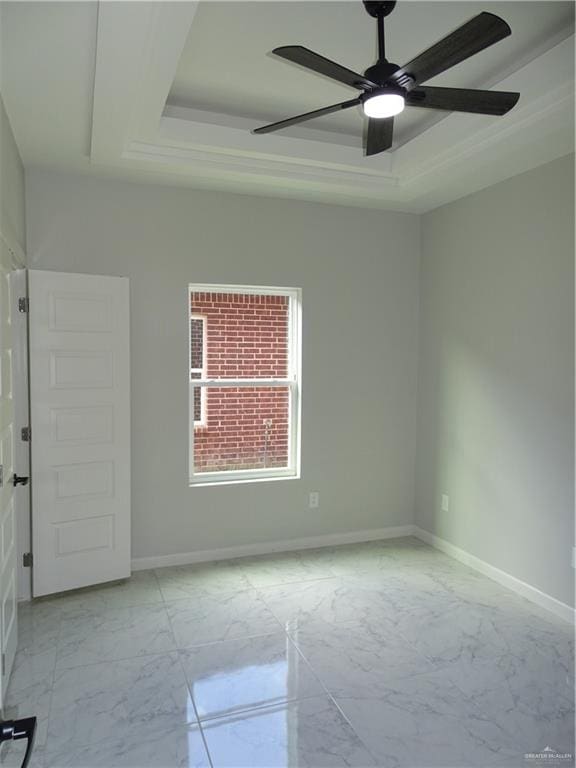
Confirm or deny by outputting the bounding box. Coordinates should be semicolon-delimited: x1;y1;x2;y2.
253;1;520;156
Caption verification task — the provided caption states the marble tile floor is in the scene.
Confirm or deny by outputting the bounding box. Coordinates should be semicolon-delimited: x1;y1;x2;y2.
1;537;573;768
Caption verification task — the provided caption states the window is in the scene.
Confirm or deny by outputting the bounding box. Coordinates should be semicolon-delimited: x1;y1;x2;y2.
189;284;301;485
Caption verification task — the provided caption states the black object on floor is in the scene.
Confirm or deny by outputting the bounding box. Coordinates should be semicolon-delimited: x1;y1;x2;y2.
0;716;37;767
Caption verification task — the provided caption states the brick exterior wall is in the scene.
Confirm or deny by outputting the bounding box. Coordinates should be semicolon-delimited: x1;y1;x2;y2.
191;291;290;473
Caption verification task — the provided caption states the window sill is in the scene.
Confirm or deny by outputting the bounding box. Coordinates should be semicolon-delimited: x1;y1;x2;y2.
189;472;300;488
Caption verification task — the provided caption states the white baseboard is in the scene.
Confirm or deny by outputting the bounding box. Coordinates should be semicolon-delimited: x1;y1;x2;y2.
413;526;574;625
132;522;574;625
131;525;417;571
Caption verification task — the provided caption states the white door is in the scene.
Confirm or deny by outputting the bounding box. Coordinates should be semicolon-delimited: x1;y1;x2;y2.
10;269;32;602
29;271;130;597
0;241;19;708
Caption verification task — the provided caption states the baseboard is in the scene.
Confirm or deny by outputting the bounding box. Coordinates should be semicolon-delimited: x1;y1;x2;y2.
133;523;574;624
414;526;574;625
131;525;417;571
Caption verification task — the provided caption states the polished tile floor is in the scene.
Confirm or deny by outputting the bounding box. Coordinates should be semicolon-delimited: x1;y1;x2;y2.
1;537;574;768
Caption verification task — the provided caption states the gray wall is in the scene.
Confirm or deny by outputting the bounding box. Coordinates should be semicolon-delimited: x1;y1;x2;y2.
26;170;420;560
0;95;25;252
416;155;574;607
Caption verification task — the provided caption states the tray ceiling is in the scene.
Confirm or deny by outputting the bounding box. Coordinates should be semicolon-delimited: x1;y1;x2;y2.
0;1;574;211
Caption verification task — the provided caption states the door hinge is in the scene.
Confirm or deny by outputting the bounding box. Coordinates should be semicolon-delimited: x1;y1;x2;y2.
1;653;5;676
21;426;31;442
18;297;29;313
23;552;33;568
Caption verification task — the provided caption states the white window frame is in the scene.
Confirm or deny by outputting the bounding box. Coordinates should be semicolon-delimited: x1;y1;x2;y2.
188;283;302;486
190;314;207;426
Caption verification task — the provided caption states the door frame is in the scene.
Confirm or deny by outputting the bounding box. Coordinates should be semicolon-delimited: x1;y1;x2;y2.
10;268;31;602
0;230;25;711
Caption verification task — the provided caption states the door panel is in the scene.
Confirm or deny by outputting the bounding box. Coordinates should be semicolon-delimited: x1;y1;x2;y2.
29;271;130;597
50;405;114;444
49;349;113;389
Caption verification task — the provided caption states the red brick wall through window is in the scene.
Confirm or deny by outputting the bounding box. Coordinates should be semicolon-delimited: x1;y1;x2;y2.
190;291;290;473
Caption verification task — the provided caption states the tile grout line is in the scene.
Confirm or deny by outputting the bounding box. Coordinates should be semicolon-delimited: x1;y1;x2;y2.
177;666;215;768
324;692;383;767
189;628;334;727
155;561;341;750
164;594;215;768
193;690;323;726
25;602;61;764
175;628;288;653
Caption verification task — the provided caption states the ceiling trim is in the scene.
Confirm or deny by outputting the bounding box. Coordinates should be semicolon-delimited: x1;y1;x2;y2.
123;140;400;194
91;0;199;162
157;112;394;174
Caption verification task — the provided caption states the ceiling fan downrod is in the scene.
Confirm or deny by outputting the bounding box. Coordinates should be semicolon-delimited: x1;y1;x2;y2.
378;14;386;60
363;0;396;61
362;1;403;86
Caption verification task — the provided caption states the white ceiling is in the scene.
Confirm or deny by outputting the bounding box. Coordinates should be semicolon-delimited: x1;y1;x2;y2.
0;1;97;167
0;1;574;212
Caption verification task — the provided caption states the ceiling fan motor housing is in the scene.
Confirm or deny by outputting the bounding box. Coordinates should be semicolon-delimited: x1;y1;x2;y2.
364;60;402;86
360;83;405;107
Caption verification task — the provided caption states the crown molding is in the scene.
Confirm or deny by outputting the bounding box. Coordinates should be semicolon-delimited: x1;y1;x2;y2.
125;139;399;188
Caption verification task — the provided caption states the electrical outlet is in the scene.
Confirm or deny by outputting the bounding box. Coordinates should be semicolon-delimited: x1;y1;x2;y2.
309;492;320;509
572;547;576;569
441;494;450;512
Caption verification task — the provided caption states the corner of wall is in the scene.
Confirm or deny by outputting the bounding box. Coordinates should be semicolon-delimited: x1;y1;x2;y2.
413;156;575;610
0;92;26;262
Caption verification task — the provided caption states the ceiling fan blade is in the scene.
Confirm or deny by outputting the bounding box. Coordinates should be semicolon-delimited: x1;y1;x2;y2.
394;12;511;86
406;86;519;115
272;46;377;90
253;98;361;135
366;117;394;156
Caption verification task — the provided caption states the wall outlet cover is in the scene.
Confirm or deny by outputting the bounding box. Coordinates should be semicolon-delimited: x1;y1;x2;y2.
309;492;320;509
441;494;450;512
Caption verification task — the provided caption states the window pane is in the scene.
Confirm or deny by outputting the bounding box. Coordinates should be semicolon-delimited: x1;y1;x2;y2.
190;292;289;378
193;386;290;473
191;372;202;422
191;318;204;369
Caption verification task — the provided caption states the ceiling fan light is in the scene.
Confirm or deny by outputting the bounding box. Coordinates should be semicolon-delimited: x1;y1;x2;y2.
363;92;405;118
